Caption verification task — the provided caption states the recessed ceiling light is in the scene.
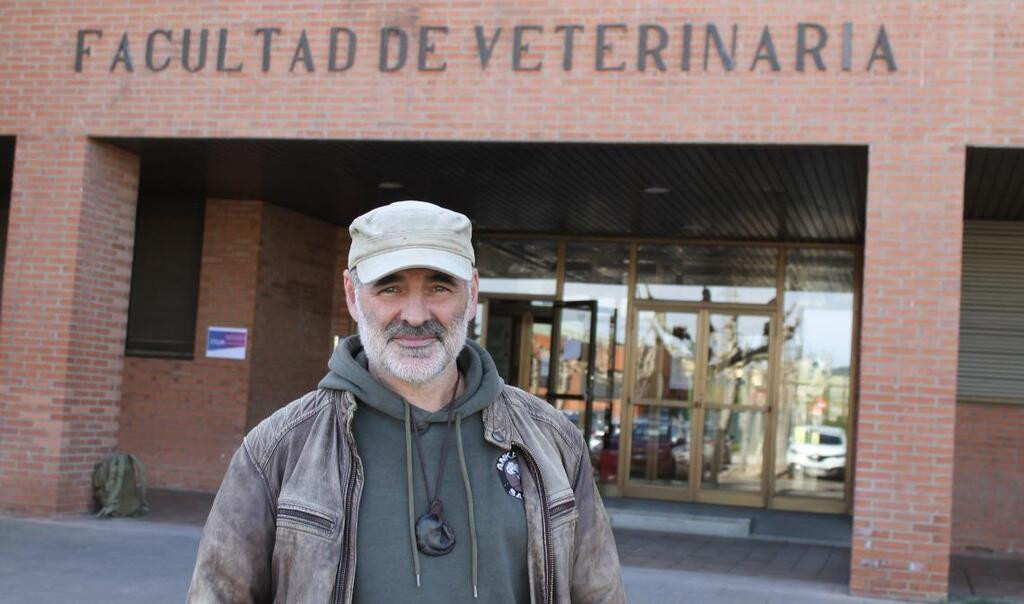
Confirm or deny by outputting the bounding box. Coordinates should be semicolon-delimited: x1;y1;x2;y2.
378;182;403;190
643;186;670;194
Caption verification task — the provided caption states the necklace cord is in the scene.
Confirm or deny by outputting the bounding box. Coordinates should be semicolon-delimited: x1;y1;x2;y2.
410;373;461;508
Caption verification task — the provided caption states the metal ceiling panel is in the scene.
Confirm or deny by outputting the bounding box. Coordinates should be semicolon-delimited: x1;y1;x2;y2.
965;148;1024;221
113;138;868;243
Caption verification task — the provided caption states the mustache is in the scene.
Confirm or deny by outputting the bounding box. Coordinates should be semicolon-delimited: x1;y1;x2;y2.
384;320;447;340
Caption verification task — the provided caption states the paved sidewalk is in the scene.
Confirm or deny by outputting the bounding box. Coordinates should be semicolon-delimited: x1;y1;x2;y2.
624;567;897;603
616;528;851;585
0;516;200;603
1;510;1020;603
0;515;893;604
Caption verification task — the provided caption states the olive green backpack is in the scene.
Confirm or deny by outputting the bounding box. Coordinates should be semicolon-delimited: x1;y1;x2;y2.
92;452;149;518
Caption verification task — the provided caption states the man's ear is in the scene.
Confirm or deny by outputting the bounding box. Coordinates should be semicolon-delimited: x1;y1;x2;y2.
343;269;359;321
468;270;480;321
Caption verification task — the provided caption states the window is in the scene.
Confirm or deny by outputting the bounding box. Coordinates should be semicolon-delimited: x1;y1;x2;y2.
476;238;557;296
125;194;205;358
635;244;778;304
774;249;856;499
0;136;13;310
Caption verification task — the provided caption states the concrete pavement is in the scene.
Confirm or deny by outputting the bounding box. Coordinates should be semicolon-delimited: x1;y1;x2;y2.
0;514;913;604
0;516;199;603
624;567;901;603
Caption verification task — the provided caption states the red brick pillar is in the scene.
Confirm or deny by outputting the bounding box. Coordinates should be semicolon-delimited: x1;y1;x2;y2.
851;143;965;601
0;137;139;514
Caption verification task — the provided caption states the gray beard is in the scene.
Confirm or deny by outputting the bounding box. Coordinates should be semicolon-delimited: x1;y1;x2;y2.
355;297;471;386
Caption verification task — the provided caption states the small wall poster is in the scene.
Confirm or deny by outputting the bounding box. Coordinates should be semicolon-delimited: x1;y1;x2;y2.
206;326;248;360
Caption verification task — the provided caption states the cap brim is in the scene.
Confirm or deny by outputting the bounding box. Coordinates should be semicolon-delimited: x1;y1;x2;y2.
354;247;474;283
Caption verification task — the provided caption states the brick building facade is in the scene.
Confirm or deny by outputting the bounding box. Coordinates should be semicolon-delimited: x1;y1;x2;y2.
1;2;1023;601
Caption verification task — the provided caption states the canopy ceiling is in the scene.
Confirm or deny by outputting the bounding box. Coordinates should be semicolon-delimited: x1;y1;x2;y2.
110;137;869;243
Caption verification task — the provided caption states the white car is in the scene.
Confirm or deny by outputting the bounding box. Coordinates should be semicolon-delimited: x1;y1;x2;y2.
786;425;846;479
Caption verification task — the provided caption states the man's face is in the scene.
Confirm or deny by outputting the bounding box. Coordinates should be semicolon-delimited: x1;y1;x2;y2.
345;267;478;385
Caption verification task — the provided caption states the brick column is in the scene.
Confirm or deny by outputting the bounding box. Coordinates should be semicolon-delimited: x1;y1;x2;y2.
851;143;965;601
246;204;337;430
0;136;139;514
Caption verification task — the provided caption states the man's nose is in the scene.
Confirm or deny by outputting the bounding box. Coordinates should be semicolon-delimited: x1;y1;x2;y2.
399;294;431;325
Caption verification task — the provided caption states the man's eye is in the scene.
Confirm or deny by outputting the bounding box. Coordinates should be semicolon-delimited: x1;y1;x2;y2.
377;286;399;294
431;285;453;293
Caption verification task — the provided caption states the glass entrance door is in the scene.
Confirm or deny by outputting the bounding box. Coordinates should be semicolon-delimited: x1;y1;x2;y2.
480;297;601;443
547;300;599;442
624;309;700;495
623;304;775;506
697;312;772;505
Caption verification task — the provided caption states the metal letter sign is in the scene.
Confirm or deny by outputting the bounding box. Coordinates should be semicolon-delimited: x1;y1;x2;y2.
74;23;898;74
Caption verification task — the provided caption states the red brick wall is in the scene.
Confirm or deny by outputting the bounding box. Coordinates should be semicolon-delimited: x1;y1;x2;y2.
2;1;1024;598
3;2;1010;145
852;144;965;601
952;401;1024;558
119;201;348;490
246;204;337;430
0;137;139;514
119;199;261;492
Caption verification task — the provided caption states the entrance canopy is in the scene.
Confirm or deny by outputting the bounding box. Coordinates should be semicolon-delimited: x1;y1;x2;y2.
964;147;1024;220
109;138;867;243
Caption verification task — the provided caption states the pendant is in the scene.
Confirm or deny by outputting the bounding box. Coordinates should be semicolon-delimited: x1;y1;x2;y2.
415;499;456;556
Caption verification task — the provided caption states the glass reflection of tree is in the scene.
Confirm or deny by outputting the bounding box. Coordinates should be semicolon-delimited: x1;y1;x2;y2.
639;314;696;402
706;315;786;486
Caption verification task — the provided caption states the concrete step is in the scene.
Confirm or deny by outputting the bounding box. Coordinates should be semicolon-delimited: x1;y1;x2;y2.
606;507;751;538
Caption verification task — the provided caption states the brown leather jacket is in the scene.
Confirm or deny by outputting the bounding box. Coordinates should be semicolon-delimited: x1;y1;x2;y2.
187;385;625;603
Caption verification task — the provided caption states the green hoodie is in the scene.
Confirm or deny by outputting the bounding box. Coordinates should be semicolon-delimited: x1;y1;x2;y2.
318;336;529;603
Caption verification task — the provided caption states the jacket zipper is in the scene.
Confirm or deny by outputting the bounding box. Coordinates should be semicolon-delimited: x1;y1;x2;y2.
276;507;334;532
331;397;362;604
332;456;358;604
514;445;554;604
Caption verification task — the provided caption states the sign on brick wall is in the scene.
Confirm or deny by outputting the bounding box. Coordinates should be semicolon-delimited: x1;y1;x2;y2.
73;22;897;75
206;326;248;360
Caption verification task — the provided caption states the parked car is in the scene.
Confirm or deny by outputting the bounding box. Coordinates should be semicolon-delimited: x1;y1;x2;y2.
590;416;682;481
786;425;846;479
591;415;733;482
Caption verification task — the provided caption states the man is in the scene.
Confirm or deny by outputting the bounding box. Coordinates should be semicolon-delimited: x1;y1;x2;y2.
188;201;625;603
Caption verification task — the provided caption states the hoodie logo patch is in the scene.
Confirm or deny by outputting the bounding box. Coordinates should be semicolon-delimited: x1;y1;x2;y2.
495;451;523;500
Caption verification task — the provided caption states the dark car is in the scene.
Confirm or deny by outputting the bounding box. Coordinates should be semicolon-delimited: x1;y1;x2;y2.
591;414;734;483
591;415;686;482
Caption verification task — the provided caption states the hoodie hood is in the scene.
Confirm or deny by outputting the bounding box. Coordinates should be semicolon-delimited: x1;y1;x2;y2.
318;335;504;423
319;334;504;597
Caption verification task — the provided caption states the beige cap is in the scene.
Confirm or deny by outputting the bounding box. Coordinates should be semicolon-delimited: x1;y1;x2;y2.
348;200;475;283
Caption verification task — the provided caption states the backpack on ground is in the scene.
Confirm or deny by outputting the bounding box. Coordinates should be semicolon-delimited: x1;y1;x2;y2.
92;452;149;518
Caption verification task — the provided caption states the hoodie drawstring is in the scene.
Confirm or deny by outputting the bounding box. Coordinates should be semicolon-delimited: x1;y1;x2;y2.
455;412;479;599
404;403;421;587
404;403;480;599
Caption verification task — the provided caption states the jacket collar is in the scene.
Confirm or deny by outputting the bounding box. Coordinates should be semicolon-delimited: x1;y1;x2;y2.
332;386;513;451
